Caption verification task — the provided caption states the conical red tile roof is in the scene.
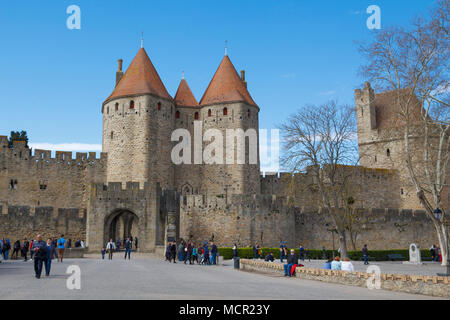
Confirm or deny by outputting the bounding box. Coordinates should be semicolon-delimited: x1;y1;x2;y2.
200;55;257;107
104;48;172;104
174;79;199;107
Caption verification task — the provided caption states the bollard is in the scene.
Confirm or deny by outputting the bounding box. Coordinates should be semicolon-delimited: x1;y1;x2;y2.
234;257;240;269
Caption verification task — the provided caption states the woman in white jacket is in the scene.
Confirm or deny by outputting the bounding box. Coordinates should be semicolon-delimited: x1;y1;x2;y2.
341;257;355;271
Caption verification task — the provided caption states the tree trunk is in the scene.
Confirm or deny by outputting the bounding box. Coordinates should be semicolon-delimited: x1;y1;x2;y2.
337;229;348;259
434;221;449;267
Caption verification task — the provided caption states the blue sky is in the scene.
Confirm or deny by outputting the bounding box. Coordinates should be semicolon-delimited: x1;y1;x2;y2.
0;0;436;170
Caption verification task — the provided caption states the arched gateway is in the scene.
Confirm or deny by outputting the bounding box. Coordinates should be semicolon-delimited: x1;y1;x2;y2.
104;209;139;246
86;182;180;252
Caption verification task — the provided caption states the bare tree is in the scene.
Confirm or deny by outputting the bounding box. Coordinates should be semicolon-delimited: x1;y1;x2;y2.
358;1;449;265
280;101;358;259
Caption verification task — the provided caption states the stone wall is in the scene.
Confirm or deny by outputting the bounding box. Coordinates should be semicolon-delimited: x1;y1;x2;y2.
260;166;402;209
0;139;106;210
181;193;438;250
0;204;86;242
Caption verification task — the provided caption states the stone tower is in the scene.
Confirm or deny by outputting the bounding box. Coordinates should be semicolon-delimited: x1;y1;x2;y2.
102;47;175;189
355;82;377;167
173;77;203;194
198;54;260;196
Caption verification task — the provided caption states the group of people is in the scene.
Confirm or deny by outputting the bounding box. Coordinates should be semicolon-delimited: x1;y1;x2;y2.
103;236;136;260
165;240;218;265
279;242;311;263
0;235;70;265
430;244;443;262
322;256;355;271
22;234;67;278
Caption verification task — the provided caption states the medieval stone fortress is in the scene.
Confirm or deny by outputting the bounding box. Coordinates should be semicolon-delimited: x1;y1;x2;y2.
0;46;446;253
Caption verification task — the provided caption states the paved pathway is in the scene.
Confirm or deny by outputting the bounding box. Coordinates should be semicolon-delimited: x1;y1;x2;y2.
0;257;444;300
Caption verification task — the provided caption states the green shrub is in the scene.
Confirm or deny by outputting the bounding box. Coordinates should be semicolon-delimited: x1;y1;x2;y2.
217;247;432;261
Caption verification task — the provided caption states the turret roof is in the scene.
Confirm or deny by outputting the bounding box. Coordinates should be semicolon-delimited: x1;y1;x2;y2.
200;55;257;107
104;48;172;104
174;79;199;107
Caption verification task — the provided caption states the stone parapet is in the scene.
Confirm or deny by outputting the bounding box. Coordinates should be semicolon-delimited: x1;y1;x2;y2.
239;259;450;298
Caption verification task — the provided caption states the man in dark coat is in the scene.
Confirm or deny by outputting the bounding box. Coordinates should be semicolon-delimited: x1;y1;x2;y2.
22;238;29;261
170;241;177;263
124;237;132;260
11;240;21;259
31;234;48;279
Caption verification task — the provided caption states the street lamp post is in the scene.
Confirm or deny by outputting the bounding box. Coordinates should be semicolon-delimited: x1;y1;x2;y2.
434;208;450;277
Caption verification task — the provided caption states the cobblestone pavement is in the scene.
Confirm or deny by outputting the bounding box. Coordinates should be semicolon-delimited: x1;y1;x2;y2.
0;257;444;300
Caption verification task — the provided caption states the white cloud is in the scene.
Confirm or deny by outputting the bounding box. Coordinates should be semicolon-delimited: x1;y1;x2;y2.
29;142;102;152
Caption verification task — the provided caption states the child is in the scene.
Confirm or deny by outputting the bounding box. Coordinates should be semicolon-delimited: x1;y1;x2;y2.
101;247;106;260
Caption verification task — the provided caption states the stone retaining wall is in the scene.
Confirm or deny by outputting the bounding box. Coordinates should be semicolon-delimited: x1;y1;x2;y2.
239;259;449;298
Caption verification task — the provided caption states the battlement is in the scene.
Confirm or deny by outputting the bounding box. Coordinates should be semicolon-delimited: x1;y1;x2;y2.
0;135;8;147
355;81;375;105
181;192;294;212
91;181;152;199
260;166;397;189
0;140;107;166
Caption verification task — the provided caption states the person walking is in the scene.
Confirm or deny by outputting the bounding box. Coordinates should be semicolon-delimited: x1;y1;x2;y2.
57;234;66;263
184;241;192;265
44;238;55;276
430;244;436;261
106;238;115;260
31;234;48;279
279;241;286;263
51;238;58;260
0;239;3;263
192;245;198;264
210;241;218;265
362;244;369;265
124;237;132;260
170;241;177;263
253;243;258;259
299;245;305;261
101;247;106;260
29;240;34;260
165;242;171;261
22;238;29;261
202;242;210;265
3;238;11;260
178;241;184;262
232;243;238;258
11;240;21;259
